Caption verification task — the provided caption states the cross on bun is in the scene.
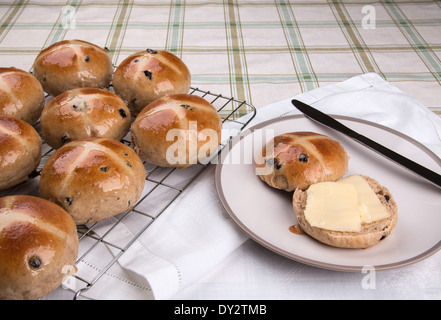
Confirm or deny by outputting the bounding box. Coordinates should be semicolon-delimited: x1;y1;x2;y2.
255;132;349;191
0;67;45;125
39;138;146;225
40;88;131;149
0;195;78;300
0;115;42;191
112;49;191;115
32;40;113;97
131;94;222;168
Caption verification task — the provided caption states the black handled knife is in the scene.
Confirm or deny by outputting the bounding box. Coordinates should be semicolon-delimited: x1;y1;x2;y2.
291;99;441;189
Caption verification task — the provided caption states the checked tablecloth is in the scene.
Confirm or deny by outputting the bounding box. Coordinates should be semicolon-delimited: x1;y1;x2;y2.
1;0;440;115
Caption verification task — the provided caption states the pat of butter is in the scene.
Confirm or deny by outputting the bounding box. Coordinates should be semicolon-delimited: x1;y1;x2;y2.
305;182;362;232
304;175;390;232
338;175;390;224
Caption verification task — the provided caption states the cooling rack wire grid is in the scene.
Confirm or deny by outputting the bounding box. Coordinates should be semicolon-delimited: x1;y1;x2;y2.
0;86;256;300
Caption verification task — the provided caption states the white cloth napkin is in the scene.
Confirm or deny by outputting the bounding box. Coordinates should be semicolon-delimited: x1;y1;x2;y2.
248;72;441;157
48;72;441;300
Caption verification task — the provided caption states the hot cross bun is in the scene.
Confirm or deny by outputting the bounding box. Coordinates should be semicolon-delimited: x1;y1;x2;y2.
40;88;131;149
39;138;146;225
0;67;45;125
112;49;191;115
0;115;42;191
0;195;78;300
255;132;349;191
32;39;113;96
131;94;222;168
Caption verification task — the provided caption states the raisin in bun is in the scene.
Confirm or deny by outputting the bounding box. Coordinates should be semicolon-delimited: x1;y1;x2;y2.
0;67;45;125
131;94;222;168
40;88;131;149
112;49;191;115
255;132;349;191
293;175;398;249
0;115;42;191
0;195;78;300
39;138;146;225
32;40;113;97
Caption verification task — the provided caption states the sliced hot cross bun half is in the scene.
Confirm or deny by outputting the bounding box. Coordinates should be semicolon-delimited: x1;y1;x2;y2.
112;49;191;115
32;39;113;97
255;132;349;191
131;94;222;168
0;195;78;300
39;138;146;225
293;175;398;249
40;87;131;149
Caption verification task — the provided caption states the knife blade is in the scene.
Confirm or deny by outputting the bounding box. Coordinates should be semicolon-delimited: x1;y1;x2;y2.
291;99;441;189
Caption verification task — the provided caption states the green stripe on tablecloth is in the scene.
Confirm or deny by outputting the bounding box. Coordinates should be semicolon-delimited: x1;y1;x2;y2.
106;0;133;63
0;0;28;42
276;0;318;92
42;0;82;48
7;44;441;55
192;72;440;83
6;18;441;31
329;0;382;75
166;0;186;56
224;0;252;114
383;0;441;84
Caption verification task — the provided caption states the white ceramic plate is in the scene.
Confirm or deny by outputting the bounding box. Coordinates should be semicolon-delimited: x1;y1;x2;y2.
215;115;441;271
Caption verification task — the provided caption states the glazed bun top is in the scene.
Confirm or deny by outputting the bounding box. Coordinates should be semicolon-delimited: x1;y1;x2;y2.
112;49;191;115
32;39;113;97
40;87;131;149
0;114;42;191
255;132;349;191
131;94;222;168
39;138;146;225
0;195;78;300
0;67;45;124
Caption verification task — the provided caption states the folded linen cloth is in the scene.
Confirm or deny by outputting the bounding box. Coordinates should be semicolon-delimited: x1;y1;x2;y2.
249;73;441;157
49;72;441;300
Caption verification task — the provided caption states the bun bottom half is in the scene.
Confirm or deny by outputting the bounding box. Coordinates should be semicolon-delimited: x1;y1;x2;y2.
293;176;398;249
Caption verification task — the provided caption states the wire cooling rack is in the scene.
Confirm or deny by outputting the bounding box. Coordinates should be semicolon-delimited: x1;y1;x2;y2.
0;87;256;300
